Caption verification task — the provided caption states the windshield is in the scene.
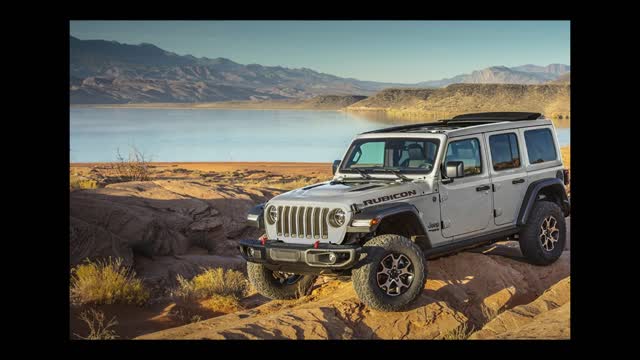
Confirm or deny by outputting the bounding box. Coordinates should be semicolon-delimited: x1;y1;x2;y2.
340;138;440;175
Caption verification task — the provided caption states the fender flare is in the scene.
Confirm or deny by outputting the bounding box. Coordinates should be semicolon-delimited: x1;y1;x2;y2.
349;202;428;235
517;178;570;226
247;203;266;229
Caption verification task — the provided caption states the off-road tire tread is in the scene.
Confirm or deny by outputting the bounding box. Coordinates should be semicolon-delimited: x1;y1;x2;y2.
247;262;317;300
519;201;566;265
352;234;427;311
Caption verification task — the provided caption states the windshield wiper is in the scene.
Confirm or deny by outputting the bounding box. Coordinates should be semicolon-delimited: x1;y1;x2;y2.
381;169;410;181
352;168;372;179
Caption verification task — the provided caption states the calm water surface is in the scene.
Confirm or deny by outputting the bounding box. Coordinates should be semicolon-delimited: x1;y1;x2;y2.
70;108;570;162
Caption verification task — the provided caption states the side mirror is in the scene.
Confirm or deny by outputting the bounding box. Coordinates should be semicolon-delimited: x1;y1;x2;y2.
445;161;465;179
332;160;341;175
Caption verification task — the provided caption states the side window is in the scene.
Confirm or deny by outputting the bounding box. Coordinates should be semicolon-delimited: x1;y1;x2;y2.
489;133;521;171
445;138;482;176
524;128;557;164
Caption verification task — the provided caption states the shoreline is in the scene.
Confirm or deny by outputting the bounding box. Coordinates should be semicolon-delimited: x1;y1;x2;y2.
70;102;345;112
70;103;571;123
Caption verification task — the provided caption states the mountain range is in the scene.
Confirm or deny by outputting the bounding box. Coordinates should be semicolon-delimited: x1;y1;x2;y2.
69;36;570;104
416;64;570;88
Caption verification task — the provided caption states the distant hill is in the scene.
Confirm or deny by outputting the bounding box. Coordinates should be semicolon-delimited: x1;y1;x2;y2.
301;95;368;109
70;36;402;104
548;72;570;84
347;84;570;120
417;64;570;88
345;88;437;111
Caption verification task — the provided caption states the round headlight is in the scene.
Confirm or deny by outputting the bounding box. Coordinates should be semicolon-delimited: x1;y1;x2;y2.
266;206;278;224
329;208;346;227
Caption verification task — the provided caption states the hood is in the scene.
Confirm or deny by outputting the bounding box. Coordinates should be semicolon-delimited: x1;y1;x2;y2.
270;180;433;209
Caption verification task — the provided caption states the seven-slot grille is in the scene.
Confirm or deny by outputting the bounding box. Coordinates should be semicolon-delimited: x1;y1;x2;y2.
276;206;329;239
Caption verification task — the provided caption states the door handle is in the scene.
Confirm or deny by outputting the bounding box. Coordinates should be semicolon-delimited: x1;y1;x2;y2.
512;178;525;184
476;185;491;192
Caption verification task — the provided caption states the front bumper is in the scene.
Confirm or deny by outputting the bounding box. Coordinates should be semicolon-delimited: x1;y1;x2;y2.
238;239;362;274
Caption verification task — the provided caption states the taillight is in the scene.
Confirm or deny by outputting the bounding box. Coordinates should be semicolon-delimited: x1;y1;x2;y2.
563;169;570;185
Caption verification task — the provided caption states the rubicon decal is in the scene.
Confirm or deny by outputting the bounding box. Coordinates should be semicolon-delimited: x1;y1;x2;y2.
363;190;417;206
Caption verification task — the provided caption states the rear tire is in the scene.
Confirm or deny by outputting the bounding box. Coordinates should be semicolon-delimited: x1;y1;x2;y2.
519;201;566;265
352;234;427;311
247;262;317;300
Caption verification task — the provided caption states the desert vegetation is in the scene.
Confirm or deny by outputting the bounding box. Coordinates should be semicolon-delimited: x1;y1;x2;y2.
113;146;152;182
441;323;474;340
70;175;98;190
74;308;119;340
172;268;249;301
70;258;150;306
169;268;251;318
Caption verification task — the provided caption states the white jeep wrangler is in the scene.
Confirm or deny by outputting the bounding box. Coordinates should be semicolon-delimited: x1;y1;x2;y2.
239;112;570;311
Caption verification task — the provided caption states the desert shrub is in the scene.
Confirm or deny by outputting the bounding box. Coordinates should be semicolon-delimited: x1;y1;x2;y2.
441;323;474;340
74;308;119;340
70;175;98;190
172;268;249;301
70;258;150;306
200;294;244;313
112;146;151;182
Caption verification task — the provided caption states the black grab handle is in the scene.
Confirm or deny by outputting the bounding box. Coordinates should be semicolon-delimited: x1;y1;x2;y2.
512;178;525;184
476;185;490;191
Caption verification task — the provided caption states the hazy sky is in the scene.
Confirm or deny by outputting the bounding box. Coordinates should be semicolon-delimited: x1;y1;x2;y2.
70;20;570;83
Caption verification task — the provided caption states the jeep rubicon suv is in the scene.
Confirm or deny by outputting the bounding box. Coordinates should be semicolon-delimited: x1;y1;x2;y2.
239;112;570;311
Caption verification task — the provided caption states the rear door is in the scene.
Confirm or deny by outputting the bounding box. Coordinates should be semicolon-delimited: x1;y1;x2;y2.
485;130;528;225
439;134;493;238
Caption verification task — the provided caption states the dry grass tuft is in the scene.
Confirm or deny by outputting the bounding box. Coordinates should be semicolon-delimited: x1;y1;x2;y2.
172;268;249;301
74;308;119;340
70;258;150;306
200;294;244;313
70;175;98;190
441;323;474;340
112;146;152;182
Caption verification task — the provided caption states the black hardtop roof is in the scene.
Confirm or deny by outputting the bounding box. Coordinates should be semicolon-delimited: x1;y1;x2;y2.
361;112;544;134
451;112;542;121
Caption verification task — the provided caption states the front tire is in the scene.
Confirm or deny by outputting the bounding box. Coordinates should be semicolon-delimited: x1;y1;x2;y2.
519;201;566;265
246;262;317;300
352;234;427;311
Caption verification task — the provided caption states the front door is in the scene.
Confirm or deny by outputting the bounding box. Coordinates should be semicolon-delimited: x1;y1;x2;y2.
439;135;493;238
486;130;529;225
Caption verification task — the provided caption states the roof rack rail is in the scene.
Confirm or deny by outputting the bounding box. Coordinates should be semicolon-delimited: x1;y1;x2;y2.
450;112;543;121
360;120;451;134
360;112;546;134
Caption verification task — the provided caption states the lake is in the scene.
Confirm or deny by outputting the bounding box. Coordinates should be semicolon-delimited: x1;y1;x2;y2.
70;108;570;162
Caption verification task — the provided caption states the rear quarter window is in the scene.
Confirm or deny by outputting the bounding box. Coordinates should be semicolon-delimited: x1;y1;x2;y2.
524;128;557;164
